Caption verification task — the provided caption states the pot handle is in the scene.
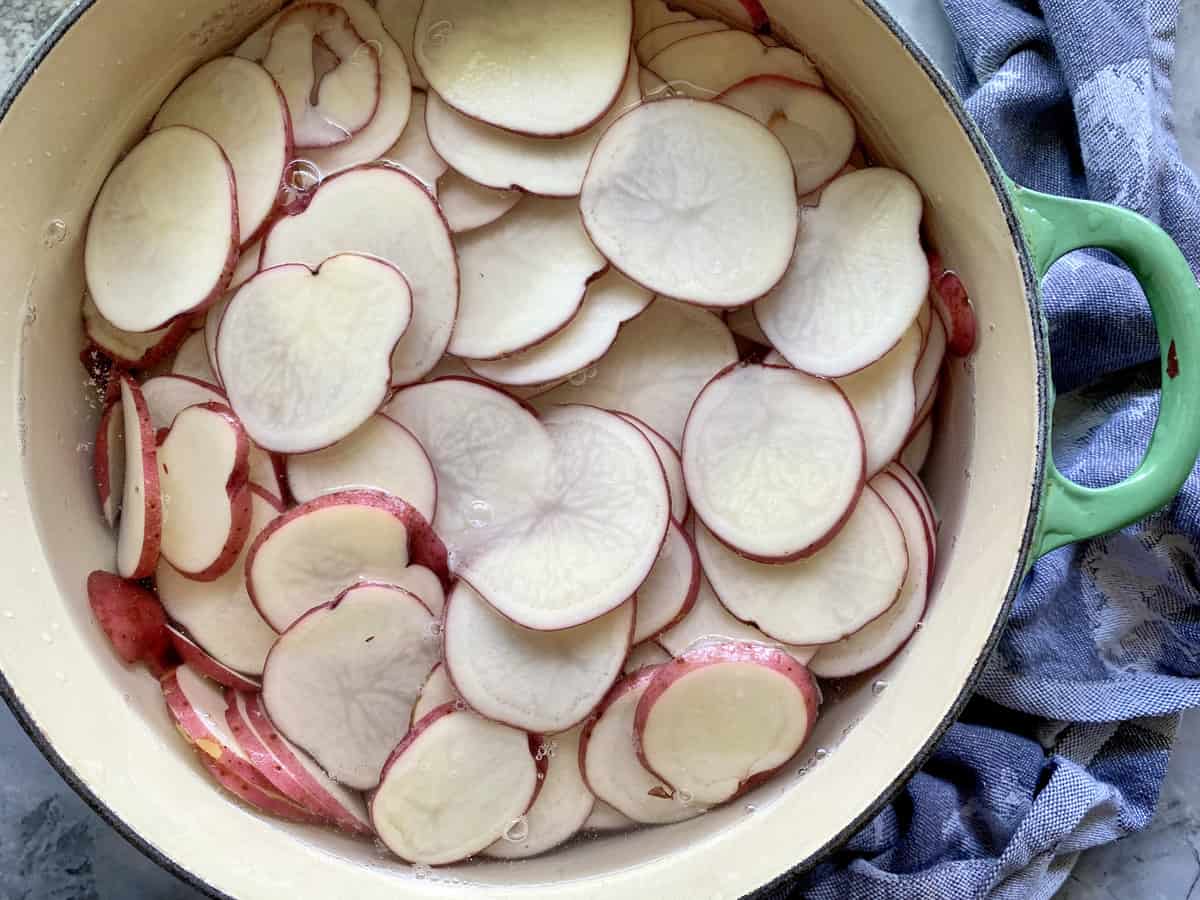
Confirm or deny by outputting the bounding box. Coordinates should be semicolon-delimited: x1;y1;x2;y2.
1009;182;1200;559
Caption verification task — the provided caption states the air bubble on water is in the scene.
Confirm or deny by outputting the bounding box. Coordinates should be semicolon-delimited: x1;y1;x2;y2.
412;864;432;880
535;739;557;761
744;803;757;814
585;365;598;381
871;679;889;696
676;789;694;806
453;698;467;711
76;441;93;454
466;499;493;528
24;305;37;325
815;748;829;760
424;620;443;640
915;620;925;631
43;219;68;248
502;815;529;843
568;369;589;387
281;159;322;207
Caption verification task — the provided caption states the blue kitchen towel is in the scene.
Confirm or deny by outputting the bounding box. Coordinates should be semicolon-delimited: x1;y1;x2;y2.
762;2;1200;898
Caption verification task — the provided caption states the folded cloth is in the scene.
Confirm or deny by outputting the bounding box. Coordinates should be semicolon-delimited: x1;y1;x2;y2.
758;1;1200;897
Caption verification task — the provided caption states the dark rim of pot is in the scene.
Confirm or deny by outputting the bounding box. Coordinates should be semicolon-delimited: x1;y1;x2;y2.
0;2;1048;899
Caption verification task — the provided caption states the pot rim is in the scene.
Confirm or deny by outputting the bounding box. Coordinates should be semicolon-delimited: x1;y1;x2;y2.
0;2;1050;898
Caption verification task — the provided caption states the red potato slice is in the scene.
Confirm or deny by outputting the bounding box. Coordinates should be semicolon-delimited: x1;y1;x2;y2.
616;412;688;522
810;472;931;678
485;725;595;859
167;627;261;692
580;666;705;824
928;258;978;358
85;126;237;333
916;301;933;349
158;487;283;677
636;20;727;63
203;297;228;384
836;324;922;477
240;692;373;834
198;755;324;825
584;800;636;832
724;305;770;347
660;575;817;663
683;363;865;562
94;400;124;527
410;662;458;727
425;58;640;199
218;254;413;454
139;375;283;504
624;641;673;673
162;665;277;793
261;166;458;386
914;309;947;409
262;583;439;790
247;490;446;631
239;0;413;175
635;0;693;40
171;331;218;384
82;294;191;370
448;196;606;359
379;91;447;189
435;170;521;233
376;0;427;88
151;57;291;245
423;355;562;400
86;570;170;668
465;271;653;389
634;641;819;804
633;521;700;644
646;30;822;97
755;168;929;378
388;384;670;629
534;299;737;449
392;564;446;616
443;582;635;733
696;486;908;645
116;376;163;579
673;0;769;29
370;705;539;864
285;414;437;523
580;99;797;310
414;0;634;138
901;415;934;474
231;240;263;293
886;462;937;561
157;403;252;581
261;4;380;150
717;75;856;195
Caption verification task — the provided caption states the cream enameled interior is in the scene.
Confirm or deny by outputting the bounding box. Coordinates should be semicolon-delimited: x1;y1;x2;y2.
0;1;1041;897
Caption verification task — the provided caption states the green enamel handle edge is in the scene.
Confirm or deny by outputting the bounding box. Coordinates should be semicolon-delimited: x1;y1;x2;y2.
1010;181;1200;559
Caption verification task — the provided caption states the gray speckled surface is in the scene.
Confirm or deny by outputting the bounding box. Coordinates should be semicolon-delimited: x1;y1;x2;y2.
1;1;1200;898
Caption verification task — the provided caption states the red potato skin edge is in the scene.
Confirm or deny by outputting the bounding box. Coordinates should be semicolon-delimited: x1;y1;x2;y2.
632;642;820;799
198;755;326;826
441;586;638;730
635;520;701;643
94;400;122;527
576;665;661;804
83;316;193;371
166;626;261;693
242;692;374;836
683;362;868;564
272;4;383;151
118;375;163;580
86;570;172;671
409;661;456;729
368;703;542;865
259;163;461;389
927;253;978;358
668;0;771;31
224;689;328;815
245;489;451;631
159;402;253;582
413;0;637;140
885;462;937;568
160;667;276;794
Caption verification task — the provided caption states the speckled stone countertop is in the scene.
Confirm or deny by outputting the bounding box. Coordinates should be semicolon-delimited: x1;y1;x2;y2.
2;1;1200;898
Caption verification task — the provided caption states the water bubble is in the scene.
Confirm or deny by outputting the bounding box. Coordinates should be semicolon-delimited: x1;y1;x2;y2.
585;365;599;381
425;19;454;51
76;441;93;454
744;803;757;814
42;219;68;248
535;739;557;761
914;620;925;631
815;747;829;760
280;159;322;210
503;816;529;843
871;679;889;696
465;499;493;528
568;369;589;387
424;620;443;640
453;698;467;711
412;864;432;880
24;304;37;325
676;789;694;806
